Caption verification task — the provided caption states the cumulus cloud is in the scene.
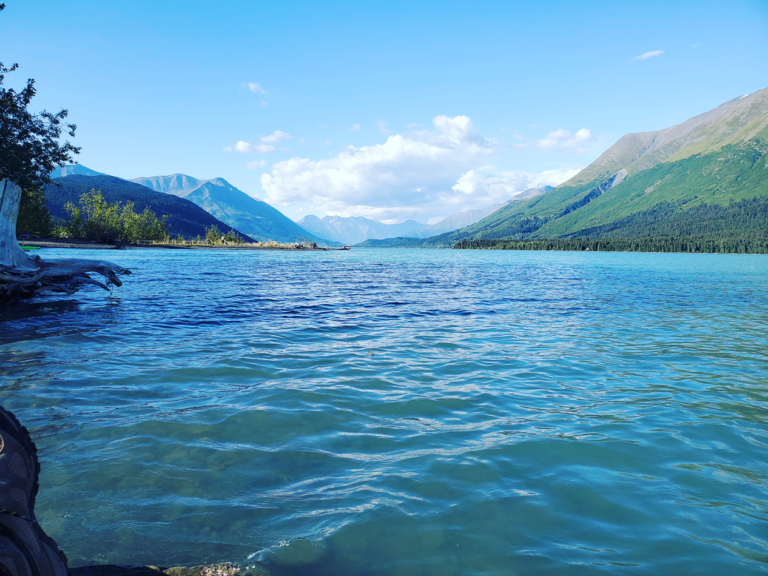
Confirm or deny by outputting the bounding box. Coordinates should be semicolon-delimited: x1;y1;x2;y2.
633;50;664;60
260;130;293;144
260;115;514;220
246;160;267;169
537;128;593;155
224;141;275;154
452;168;580;202
248;82;266;93
350;123;361;132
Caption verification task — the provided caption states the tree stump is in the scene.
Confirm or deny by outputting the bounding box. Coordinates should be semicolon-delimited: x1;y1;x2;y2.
0;179;131;303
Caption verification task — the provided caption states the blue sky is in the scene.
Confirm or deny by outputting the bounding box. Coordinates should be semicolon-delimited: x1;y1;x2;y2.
2;0;766;223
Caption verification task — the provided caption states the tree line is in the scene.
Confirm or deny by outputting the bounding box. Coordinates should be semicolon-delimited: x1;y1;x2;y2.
453;235;768;254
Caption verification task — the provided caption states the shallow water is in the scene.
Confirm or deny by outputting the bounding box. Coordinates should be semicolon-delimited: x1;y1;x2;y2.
1;248;767;575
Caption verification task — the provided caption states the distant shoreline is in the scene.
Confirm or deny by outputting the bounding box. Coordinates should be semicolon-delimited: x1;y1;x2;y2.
19;239;339;251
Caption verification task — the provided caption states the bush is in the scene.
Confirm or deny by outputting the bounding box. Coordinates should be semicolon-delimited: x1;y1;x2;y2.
204;225;244;245
63;189;168;243
205;225;221;244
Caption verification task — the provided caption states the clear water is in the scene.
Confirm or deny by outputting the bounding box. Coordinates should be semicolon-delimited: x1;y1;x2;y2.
1;248;767;575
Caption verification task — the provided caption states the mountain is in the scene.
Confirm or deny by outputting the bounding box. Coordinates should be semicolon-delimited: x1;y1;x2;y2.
131;174;332;244
409;205;503;238
50;165;104;178
296;215;425;244
394;88;768;246
44;175;254;241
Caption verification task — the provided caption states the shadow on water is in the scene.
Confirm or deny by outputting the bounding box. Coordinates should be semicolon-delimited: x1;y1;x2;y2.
0;296;124;346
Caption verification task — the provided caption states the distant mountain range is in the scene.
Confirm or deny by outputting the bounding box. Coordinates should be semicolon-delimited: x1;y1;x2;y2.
363;88;768;247
131;174;332;244
297;215;425;245
297;187;554;245
44;175;254;241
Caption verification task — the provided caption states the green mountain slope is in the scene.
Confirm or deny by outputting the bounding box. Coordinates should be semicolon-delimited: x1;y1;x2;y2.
435;87;768;244
44;175;254;241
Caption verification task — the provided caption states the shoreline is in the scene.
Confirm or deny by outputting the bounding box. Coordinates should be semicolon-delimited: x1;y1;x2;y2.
19;239;341;252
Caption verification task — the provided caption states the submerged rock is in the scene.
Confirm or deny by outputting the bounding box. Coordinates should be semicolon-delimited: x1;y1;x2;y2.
72;563;273;576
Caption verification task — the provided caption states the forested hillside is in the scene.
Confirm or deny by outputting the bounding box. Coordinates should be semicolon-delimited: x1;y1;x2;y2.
410;88;768;251
44;175;253;241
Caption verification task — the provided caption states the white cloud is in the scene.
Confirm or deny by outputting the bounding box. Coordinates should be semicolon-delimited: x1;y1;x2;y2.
246;160;267;169
377;120;391;135
248;82;266;93
261;101;268;107
350;123;361;132
260;130;293;144
633;50;664;60
261;115;504;220
537;128;593;155
224;140;275;154
452;167;581;203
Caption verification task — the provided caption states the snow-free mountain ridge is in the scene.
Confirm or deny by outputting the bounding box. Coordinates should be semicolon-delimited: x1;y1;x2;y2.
131;174;333;244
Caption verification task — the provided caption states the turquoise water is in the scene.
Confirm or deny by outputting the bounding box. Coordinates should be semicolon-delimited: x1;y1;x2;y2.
1;248;767;575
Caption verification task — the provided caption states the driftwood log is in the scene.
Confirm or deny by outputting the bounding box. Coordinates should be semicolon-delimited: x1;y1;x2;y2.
0;178;130;303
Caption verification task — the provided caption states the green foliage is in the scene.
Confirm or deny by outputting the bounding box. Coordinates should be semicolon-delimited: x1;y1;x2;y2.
205;225;221;244
452;198;768;254
454;235;768;255
204;225;245;244
16;188;53;236
223;229;244;244
63;189;168;243
0;62;80;190
571;198;768;239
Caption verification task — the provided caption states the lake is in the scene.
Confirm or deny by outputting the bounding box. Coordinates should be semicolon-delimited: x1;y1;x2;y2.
1;248;767;575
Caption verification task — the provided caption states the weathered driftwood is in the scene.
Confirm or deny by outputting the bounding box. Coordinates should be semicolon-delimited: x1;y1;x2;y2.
0;178;130;303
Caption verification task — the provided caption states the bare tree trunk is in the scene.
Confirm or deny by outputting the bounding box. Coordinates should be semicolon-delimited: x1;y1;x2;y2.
0;179;131;303
0;179;37;269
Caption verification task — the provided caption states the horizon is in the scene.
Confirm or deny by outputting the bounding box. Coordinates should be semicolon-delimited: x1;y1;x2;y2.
3;0;767;224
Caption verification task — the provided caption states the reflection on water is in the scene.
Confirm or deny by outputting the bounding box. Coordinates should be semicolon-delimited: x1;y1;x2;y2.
1;248;768;575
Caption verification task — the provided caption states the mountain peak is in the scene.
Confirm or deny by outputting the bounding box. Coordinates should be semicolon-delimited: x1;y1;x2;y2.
49;164;104;178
